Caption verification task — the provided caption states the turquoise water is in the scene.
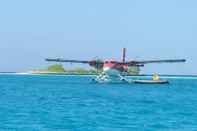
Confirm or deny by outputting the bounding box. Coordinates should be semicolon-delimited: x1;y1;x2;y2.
0;74;197;131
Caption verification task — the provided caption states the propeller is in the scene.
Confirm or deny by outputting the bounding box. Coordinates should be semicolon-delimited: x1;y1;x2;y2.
89;59;104;70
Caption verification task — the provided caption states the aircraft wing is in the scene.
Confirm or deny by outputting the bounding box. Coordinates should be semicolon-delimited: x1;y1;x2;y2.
46;58;104;69
126;59;186;65
45;58;90;64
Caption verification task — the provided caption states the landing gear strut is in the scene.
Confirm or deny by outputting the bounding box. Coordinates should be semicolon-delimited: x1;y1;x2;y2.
92;72;128;83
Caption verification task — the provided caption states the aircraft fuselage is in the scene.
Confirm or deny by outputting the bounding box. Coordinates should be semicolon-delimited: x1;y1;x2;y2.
103;61;128;77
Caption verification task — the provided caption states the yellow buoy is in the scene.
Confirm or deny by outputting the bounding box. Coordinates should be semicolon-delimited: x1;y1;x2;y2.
152;73;160;81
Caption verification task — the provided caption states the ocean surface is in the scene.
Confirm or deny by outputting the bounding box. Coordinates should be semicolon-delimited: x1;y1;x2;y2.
0;74;197;131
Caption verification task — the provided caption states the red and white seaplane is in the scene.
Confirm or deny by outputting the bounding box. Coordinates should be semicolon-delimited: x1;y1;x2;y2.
46;48;186;83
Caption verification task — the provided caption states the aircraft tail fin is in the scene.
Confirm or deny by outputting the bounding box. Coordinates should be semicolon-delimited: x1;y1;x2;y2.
122;48;126;63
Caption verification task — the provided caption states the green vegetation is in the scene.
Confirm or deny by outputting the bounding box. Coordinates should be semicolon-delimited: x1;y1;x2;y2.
44;64;98;75
64;67;99;75
127;66;140;75
47;64;66;72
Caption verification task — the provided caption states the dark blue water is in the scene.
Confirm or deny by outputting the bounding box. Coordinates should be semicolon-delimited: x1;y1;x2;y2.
0;74;197;131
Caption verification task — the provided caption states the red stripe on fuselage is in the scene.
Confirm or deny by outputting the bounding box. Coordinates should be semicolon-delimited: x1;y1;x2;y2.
103;61;128;71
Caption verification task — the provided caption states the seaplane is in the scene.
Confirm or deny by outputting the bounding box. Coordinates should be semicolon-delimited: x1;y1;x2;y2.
45;48;186;83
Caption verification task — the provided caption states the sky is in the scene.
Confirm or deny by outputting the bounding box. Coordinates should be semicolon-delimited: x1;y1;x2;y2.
0;0;196;75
